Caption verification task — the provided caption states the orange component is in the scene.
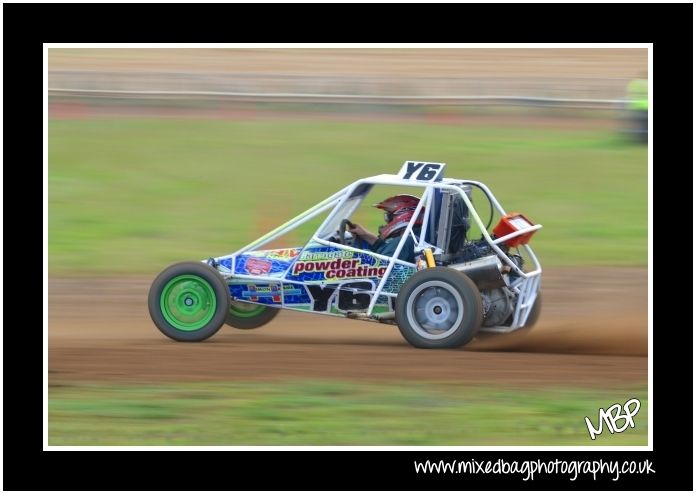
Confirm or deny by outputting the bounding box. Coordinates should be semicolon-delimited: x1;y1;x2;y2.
492;213;536;248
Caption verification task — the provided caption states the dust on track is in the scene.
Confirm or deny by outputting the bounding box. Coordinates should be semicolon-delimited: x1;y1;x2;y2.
48;267;647;387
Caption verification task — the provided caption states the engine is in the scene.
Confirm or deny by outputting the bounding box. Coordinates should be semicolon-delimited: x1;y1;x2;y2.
445;239;525;328
480;287;515;327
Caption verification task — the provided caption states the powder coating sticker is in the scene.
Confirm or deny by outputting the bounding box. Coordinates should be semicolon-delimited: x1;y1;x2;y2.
292;257;387;280
289;248;387;282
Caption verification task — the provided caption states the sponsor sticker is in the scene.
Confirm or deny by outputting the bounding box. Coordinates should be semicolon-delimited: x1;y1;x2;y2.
244;257;272;275
292;254;387;280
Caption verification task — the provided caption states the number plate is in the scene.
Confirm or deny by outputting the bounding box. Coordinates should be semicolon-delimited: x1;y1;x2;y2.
397;161;446;181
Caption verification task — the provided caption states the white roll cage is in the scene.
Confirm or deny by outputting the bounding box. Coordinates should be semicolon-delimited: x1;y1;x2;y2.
213;164;542;332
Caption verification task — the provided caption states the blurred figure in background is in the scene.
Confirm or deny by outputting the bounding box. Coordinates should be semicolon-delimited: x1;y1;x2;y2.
626;74;648;142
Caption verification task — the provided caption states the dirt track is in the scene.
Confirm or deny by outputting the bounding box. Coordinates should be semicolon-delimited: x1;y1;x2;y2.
48;267;647;387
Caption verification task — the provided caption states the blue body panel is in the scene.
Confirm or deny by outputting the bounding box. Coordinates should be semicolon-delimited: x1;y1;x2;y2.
226;243;415;314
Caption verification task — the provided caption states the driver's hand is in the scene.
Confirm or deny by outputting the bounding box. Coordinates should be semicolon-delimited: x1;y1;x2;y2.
348;223;369;238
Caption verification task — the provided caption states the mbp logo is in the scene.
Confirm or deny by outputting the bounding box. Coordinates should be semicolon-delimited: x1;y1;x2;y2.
584;398;641;440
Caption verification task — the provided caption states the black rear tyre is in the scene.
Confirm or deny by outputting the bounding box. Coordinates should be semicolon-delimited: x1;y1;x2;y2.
395;267;483;349
524;292;542;329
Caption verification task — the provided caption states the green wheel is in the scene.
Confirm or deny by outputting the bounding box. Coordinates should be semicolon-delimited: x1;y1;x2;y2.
149;262;230;342
226;300;279;329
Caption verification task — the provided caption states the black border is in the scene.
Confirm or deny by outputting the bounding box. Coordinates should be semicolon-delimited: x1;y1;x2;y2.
7;2;692;491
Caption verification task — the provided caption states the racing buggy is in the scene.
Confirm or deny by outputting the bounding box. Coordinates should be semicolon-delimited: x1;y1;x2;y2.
149;161;542;349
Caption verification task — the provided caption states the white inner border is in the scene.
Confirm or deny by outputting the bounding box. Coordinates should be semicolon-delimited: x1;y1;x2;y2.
43;43;652;452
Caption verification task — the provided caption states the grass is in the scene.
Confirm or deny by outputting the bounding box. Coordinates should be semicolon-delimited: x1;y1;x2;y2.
48;118;648;274
48;380;648;446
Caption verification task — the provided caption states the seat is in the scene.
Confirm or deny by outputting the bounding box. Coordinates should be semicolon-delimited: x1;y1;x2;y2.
424;188;470;255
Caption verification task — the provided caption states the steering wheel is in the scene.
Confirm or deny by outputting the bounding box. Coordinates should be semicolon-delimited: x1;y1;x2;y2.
338;219;356;246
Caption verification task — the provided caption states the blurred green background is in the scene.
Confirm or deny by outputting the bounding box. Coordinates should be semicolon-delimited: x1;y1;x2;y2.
48;119;647;274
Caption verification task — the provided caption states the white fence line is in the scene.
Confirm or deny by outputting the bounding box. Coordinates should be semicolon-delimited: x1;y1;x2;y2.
47;70;633;108
48;88;628;107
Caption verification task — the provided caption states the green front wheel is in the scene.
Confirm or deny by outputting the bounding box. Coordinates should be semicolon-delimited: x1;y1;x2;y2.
149;262;230;342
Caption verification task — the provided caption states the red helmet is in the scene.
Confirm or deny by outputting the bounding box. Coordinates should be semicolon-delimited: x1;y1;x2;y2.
374;194;423;239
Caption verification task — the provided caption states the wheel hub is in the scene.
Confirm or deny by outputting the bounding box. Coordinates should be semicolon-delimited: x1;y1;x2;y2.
423;295;452;325
406;280;465;340
159;275;217;331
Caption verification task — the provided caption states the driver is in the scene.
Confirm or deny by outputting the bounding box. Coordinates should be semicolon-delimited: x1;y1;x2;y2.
348;194;424;263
